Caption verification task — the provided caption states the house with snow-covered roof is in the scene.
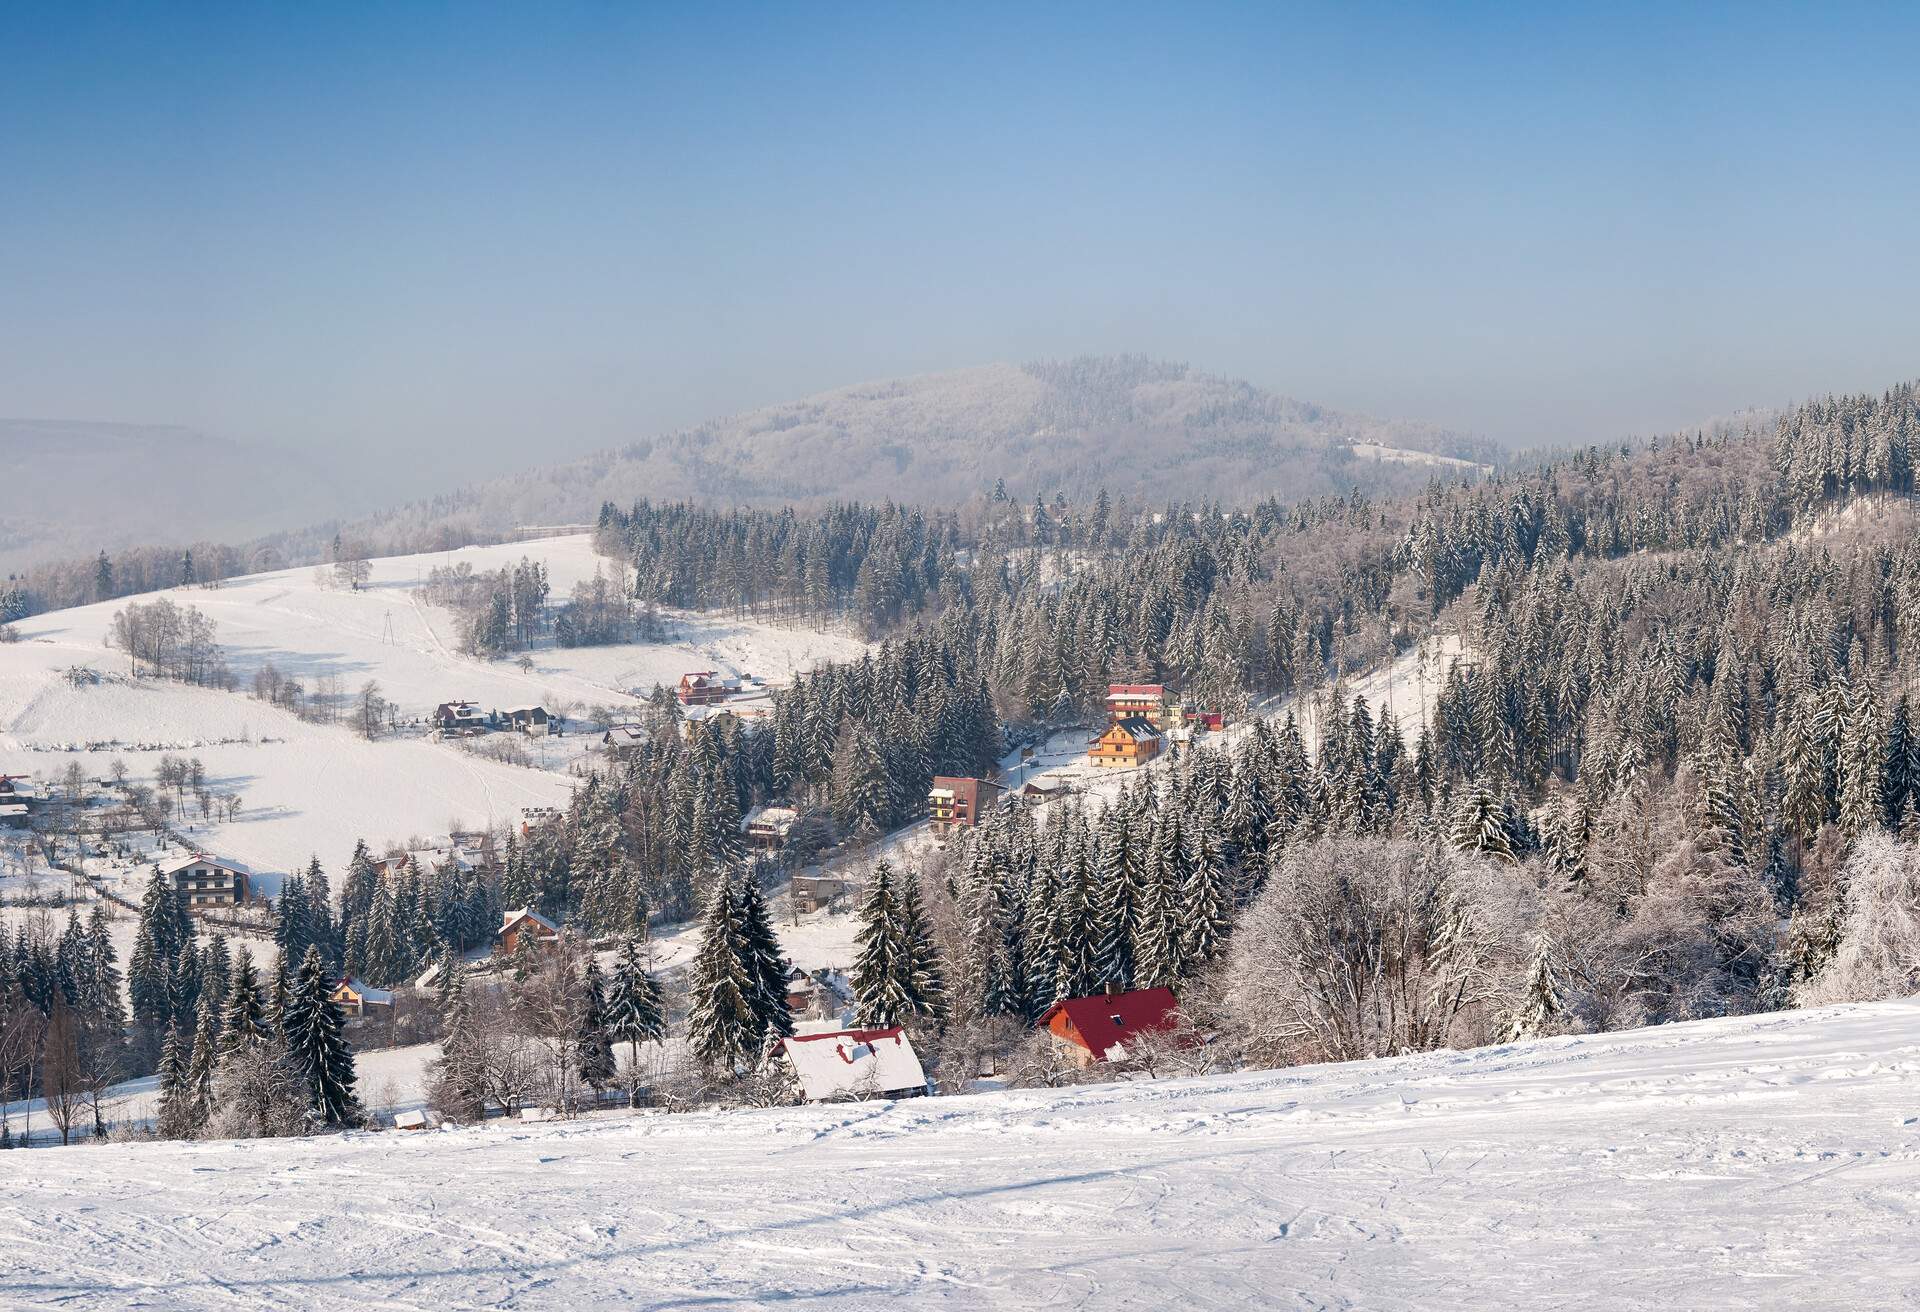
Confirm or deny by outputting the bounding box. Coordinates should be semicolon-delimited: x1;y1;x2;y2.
157;852;254;909
779;1027;929;1102
495;907;561;956
329;978;394;1017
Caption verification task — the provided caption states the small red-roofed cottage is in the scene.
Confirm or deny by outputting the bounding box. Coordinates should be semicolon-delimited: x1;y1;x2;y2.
1038;987;1183;1066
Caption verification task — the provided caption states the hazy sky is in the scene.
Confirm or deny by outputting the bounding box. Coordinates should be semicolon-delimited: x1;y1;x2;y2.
5;2;1920;489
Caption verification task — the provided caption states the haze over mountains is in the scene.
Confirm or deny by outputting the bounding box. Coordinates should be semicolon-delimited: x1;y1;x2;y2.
4;356;1497;576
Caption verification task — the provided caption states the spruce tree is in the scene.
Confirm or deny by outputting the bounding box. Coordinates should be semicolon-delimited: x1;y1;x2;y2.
575;958;617;1096
281;945;360;1128
605;936;666;1100
734;877;793;1043
684;880;758;1073
128;867;190;1031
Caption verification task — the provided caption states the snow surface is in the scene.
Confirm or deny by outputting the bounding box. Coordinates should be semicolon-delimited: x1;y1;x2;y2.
0;534;864;875
3;999;1917;1308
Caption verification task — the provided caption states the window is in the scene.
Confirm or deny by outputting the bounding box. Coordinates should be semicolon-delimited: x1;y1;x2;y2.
1109;1015;1125;1026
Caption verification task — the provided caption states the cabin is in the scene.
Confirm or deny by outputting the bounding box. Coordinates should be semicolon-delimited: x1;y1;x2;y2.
1105;683;1171;727
495;907;561;956
928;776;1004;835
677;671;743;706
157;853;253;908
433;701;491;735
779;1027;930;1102
1038;987;1183;1066
1089;718;1162;769
1019;778;1070;803
392;1110;433;1132
503;705;553;737
784;966;853;1019
602;723;649;756
741;804;798;851
791;873;857;914
329;978;395;1017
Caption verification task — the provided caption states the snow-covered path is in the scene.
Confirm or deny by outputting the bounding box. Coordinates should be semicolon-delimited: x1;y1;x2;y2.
4;1000;1918;1309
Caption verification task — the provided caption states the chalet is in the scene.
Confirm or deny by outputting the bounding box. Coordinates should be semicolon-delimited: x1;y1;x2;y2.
158;853;254;908
503;705;553;737
1039;987;1183;1066
1105;683;1171;727
1019;778;1070;803
602;723;649;756
677;671;743;706
791;873;857;914
433;701;491;735
784;966;853;1019
495;907;561;956
329;978;394;1017
392;1110;433;1132
928;776;1004;835
779;1027;930;1102
372;846;480;881
1089;717;1162;769
741;804;798;851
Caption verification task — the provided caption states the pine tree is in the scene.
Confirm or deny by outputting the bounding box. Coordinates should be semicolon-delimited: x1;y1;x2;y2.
426;972;486;1122
281;945;360;1128
218;947;271;1058
183;994;221;1131
684;880;758;1074
734;878;793;1044
605;936;665;1100
1503;938;1563;1042
128;867;190;1031
575;958;617;1095
153;1025;195;1139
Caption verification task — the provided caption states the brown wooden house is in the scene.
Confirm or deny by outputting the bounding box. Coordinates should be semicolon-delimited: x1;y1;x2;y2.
1089;717;1162;769
495;908;561;956
928;776;1004;835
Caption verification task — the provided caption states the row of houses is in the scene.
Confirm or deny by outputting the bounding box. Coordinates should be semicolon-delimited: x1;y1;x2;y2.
433;701;556;738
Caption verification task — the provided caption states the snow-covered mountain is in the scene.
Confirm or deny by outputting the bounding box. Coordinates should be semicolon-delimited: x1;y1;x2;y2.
3;998;1913;1309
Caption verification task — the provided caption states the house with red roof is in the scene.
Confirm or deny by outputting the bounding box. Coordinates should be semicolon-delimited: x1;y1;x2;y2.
1038;987;1183;1066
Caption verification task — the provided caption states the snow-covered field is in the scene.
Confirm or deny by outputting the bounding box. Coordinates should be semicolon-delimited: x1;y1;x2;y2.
3;999;1916;1309
0;534;864;875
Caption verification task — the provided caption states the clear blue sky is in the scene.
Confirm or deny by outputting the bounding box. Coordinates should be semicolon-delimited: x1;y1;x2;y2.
4;2;1919;486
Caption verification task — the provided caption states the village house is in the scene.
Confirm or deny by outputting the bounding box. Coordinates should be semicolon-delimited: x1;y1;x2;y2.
495;907;561;956
928;776;1005;835
783;966;853;1020
779;1027;930;1103
741;804;798;851
1105;683;1171;727
1038;987;1183;1066
790;872;857;914
503;705;553;736
1089;717;1163;769
0;775;36;828
602;723;649;756
676;671;743;706
328;977;394;1018
158;852;254;909
1019;777;1071;803
372;846;481;881
433;701;491;735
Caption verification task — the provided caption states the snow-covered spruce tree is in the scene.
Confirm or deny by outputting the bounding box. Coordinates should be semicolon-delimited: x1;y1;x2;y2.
734;877;793;1044
1502;937;1563;1042
854;861;948;1030
182;994;221;1132
1448;783;1516;863
281;945;361;1128
152;1025;195;1139
604;936;665;1103
684;879;758;1074
218;947;271;1058
128;866;190;1033
896;866;947;1026
575;957;617;1096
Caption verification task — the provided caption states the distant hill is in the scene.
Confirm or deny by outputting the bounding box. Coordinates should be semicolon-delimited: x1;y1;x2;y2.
0;420;350;573
357;356;1494;542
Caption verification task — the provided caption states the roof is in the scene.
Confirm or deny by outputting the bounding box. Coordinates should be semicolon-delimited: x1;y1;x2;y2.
742;804;797;831
1038;988;1182;1061
500;907;560;935
504;705;549;717
1100;717;1162;744
332;978;394;1005
157;852;256;878
780;1028;928;1101
1106;683;1166;698
930;776;1003;804
603;723;648;745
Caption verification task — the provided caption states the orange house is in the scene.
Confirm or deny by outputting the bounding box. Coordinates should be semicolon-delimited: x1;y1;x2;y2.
1040;987;1183;1066
1088;717;1162;769
495;908;561;956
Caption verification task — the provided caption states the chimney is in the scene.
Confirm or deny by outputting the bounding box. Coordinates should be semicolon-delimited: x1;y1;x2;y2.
1103;982;1119;1000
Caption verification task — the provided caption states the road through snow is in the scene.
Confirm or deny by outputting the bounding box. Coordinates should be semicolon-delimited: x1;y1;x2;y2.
3;1000;1918;1309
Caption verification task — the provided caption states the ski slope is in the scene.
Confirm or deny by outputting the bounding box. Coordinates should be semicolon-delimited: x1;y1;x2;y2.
0;535;864;875
3;999;1916;1309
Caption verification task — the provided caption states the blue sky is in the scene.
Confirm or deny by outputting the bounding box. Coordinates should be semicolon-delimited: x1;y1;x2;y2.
4;2;1919;484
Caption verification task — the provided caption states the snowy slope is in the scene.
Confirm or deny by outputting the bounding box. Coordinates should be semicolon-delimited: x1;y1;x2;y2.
3;999;1916;1309
0;534;864;875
